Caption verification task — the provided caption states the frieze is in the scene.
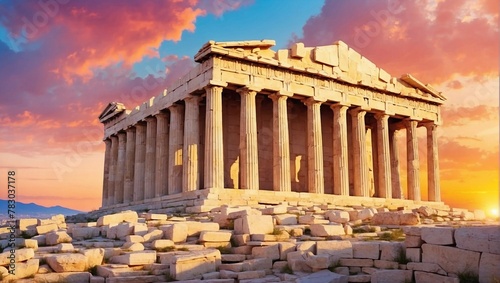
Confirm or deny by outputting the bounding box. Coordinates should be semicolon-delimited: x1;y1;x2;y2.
217;57;438;112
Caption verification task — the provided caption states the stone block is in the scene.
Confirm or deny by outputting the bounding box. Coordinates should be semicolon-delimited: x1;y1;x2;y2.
358;208;375;220
35;272;91;283
479;252;500;283
309;224;345;237
161;223;188;243
291;42;305;58
299;215;329;224
57;243;75;252
274;214;298;225
305;254;331;269
455;226;500;254
126;235;145;243
143;229;164;242
404;235;423;248
347;274;371;282
199;230;232;242
45;231;72;246
151;239;175;250
221;254;246;262
238;270;266;280
297;241;316;253
245;257;273;271
1;259;39;281
417;206;435;217
312;45;339;67
0;248;34;265
17;219;38;231
122;242;144;252
407;262;446;275
421;243;480;275
370;269;412;283
316;240;353;262
185;221;220;236
231;234;250;246
279;242;296;261
237;215;274;235
145;213;167;220
473;210;486;220
421;227;455;245
414;271;459;283
339;258;373;267
261;205;288;215
373;260;399;269
352;242;379;259
133;223;148;236
97;211;138;226
36;223;58;235
379;242;403;261
325;210;350;224
112;251;157;265
406;248;421;262
296;269;348;283
170;249;221;281
81;248;105;269
252;244;280;260
46;253;87;272
72;227;100;240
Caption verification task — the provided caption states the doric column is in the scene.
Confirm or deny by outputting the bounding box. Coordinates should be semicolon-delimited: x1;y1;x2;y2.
204;85;224;189
389;128;402;198
237;87;259;190
144;116;157;199
133;123;146;201
304;98;324;194
123;127;135;203
331;104;349;196
375;113;392;198
108;135;118;205
155;112;169;197
168;104;184;194
183;96;201;192
114;132;126;204
350;108;369;197
270;92;291;192
406;119;420;201
102;139;111;207
425;123;440;201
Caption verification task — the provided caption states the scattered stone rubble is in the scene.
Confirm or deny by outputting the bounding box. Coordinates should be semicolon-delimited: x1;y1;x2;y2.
0;204;498;283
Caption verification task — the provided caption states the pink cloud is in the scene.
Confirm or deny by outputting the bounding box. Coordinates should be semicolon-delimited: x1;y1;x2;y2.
298;0;499;84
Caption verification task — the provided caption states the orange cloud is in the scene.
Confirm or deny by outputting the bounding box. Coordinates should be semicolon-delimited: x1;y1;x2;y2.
441;105;499;126
298;0;499;84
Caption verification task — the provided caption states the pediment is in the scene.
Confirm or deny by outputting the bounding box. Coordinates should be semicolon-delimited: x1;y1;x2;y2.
98;102;127;123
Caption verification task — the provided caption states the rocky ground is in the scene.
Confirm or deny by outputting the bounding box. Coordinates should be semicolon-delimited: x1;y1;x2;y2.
0;204;499;283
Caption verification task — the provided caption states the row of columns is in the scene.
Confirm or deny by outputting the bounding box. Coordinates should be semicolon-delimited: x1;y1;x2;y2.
102;85;441;206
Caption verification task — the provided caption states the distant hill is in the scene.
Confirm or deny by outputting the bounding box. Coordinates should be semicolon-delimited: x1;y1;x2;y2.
0;199;83;219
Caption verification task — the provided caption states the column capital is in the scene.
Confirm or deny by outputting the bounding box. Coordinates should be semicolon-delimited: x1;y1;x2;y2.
236;86;261;95
269;91;293;100
203;84;224;95
422;121;438;130
303;97;325;106
349;107;367;117
205;80;228;88
144;116;156;122
374;112;390;121
168;102;184;112
125;126;136;133
403;118;419;128
330;103;350;111
154;111;168;119
184;95;202;103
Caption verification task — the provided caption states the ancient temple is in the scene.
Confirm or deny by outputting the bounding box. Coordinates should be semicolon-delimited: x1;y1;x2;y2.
98;40;446;213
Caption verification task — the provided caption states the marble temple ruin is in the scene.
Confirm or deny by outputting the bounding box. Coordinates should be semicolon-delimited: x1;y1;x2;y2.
98;40;446;213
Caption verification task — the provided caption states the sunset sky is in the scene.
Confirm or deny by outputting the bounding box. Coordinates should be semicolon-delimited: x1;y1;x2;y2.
0;0;498;214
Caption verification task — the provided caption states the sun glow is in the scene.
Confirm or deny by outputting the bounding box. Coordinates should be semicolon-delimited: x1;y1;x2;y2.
490;208;499;218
